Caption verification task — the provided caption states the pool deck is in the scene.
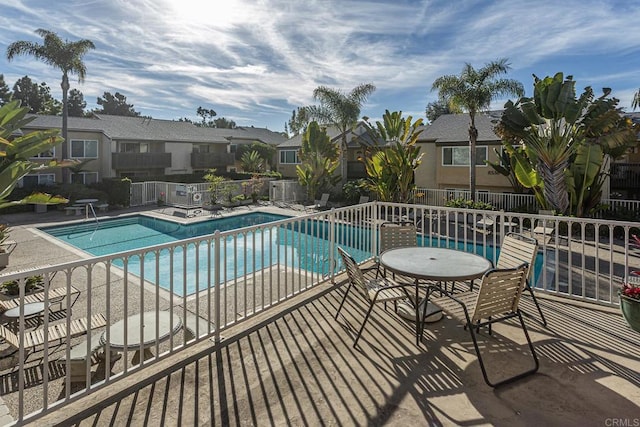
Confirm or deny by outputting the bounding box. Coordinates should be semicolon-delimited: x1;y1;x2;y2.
0;205;639;425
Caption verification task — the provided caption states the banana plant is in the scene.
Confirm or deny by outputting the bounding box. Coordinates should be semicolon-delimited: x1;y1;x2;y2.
296;122;340;201
566;143;603;217
485;147;525;193
0;100;68;208
359;110;424;203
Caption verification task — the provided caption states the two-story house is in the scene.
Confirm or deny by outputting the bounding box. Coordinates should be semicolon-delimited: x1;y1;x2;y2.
19;114;285;187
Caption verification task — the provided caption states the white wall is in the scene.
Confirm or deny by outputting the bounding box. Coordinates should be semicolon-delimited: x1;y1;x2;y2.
166;142;193;174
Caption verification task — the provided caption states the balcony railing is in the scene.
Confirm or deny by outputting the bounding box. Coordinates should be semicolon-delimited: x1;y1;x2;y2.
191;152;235;169
111;152;172;170
610;162;640;191
1;202;639;424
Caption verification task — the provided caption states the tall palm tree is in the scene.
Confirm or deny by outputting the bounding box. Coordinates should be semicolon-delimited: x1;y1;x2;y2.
632;88;640;110
7;29;95;183
432;59;523;201
306;83;376;183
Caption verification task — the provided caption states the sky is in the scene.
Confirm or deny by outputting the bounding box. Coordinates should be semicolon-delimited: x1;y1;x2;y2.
1;0;639;133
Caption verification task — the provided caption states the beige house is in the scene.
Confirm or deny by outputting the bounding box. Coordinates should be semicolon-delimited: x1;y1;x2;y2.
415;112;512;192
276;122;379;180
19;114;285;187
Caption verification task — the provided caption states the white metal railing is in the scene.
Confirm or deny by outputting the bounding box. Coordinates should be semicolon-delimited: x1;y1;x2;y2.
411;188;539;211
411;187;640;218
0;202;639;424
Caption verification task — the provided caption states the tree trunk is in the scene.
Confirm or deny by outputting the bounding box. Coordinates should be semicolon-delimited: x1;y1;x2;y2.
340;134;348;186
61;73;70;184
468;114;478;202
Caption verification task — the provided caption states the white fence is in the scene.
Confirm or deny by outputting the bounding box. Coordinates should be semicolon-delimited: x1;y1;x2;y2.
1;202;639;424
411;187;640;218
130;179;272;208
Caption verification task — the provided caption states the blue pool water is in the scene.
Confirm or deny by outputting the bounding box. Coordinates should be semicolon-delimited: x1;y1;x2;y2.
42;213;290;256
41;215;542;296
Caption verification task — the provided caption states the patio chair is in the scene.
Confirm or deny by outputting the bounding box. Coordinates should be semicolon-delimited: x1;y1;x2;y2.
495;233;546;326
427;264;539;387
0;313;107;353
335;246;414;348
376;222;417;278
305;193;330;212
357;195;370;204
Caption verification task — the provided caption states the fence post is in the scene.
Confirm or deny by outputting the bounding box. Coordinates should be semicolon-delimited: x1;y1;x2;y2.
213;230;222;343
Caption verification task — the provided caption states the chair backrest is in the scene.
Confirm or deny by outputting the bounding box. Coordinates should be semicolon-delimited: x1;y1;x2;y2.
337;246;368;295
497;233;538;280
471;264;528;323
380;222;417;254
358;196;370;204
0;325;19;349
318;193;330;206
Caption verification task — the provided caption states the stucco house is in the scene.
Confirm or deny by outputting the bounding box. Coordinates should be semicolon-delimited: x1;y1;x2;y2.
415;111;512;193
19;114;285;187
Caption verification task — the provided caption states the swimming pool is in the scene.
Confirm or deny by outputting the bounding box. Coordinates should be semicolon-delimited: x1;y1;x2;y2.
42;213;290;256
41;215;542;297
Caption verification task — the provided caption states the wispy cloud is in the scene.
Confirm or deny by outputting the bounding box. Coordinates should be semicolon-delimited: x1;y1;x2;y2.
1;0;639;129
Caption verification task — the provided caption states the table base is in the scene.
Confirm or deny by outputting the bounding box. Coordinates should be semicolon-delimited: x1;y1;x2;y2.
396;300;443;323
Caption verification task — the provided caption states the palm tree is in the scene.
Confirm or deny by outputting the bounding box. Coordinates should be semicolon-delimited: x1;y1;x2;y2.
7;29;95;183
432;59;524;201
632;89;640;110
306;83;376;184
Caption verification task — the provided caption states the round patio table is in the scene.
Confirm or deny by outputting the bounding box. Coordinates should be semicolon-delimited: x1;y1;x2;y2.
380;247;492;344
3;302;47;323
101;311;182;365
74;198;99;219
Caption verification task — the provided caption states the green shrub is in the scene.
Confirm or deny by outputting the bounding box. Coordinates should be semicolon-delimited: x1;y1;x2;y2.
444;197;494;210
1;275;43;296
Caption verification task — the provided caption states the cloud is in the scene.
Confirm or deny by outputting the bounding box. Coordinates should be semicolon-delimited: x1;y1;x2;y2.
1;0;639;129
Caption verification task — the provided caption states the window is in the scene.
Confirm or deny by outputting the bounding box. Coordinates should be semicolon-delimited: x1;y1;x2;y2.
19;173;55;188
31;147;55;158
71;139;98;158
120;142;148;153
193;144;210;154
442;146;487;166
229;144;237;153
71;172;98;185
280;150;300;164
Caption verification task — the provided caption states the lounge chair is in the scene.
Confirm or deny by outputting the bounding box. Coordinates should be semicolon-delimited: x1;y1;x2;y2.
532;210;555;243
0;313;107;352
305;193;330;212
427;264;539;387
335;247;414;348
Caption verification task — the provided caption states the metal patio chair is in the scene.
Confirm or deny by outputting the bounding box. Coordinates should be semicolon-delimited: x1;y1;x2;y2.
335;246;415;348
495;233;546;326
376;222;417;278
427;264;539;387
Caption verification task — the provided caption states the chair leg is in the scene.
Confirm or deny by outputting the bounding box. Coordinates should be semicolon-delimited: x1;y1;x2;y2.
353;301;377;348
335;283;353;320
526;281;547;326
467;312;539;387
